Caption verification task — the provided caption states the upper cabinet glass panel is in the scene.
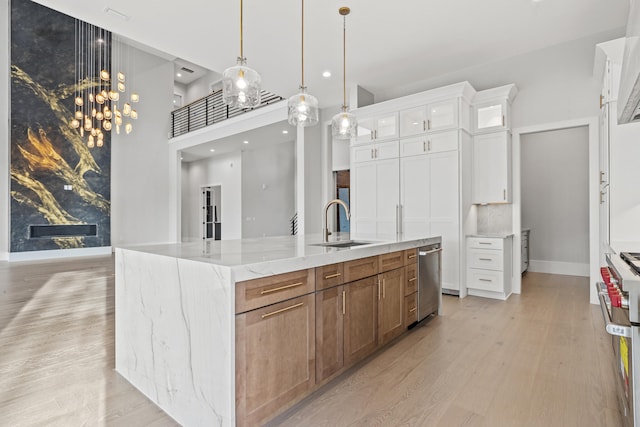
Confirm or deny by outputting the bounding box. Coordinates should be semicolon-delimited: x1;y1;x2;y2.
428;100;457;131
400;107;427;137
476;102;505;130
376;114;398;140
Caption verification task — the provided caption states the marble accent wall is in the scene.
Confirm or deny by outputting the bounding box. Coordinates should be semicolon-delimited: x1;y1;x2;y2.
10;1;111;252
477;204;513;234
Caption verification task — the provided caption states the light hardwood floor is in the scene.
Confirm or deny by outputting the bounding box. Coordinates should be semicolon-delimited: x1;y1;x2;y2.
0;257;623;426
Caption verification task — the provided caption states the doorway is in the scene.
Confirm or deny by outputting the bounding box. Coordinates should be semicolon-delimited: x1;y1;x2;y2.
202;185;221;240
520;126;589;277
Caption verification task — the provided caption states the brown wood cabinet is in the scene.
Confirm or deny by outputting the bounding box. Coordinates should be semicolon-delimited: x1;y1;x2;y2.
316;285;344;382
236;294;315;427
235;268;315;314
378;267;405;345
316;263;345;290
404;262;417;296
344;256;378;282
344;276;379;367
379;251;404;272
404;248;418;265
404;292;418;327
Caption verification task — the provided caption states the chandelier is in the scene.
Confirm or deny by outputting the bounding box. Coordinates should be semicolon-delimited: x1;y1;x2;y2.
70;20;139;148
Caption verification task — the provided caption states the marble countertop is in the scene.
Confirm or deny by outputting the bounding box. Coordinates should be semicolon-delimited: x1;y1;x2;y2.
118;233;441;282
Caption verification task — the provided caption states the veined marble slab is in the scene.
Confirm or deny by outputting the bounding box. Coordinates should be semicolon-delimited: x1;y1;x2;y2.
115;233;440;426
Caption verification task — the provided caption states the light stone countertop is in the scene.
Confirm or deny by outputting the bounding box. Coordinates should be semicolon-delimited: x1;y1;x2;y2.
118;233;441;282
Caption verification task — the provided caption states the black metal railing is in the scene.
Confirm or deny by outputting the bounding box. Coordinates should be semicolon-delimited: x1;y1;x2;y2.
170;89;284;138
290;213;298;236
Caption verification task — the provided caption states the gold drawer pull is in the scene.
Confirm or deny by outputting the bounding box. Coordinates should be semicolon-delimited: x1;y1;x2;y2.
479;278;492;282
260;282;303;295
408;277;416;282
261;302;304;319
479;258;492;261
324;272;342;280
408;254;416;259
409;307;417;313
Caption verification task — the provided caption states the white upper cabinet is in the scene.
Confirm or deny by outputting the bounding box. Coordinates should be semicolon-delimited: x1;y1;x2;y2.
352;140;399;164
400;130;458;157
472;131;512;204
472;84;517;133
399;99;458;137
356;113;398;143
475;101;506;131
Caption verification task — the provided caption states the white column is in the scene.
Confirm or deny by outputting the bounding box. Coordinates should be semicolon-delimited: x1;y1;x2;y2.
296;125;305;235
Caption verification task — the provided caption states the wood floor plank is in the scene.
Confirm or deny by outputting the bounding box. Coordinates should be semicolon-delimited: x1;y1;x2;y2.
0;257;625;427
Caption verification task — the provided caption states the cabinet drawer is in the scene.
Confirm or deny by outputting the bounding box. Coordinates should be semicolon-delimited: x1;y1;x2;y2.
316;263;345;290
467;249;503;271
467;269;504;292
400;136;427;157
344;256;379;282
404;248;418;265
379;251;404;272
467;237;504;250
235;269;315;314
405;263;417;296
404;293;418;327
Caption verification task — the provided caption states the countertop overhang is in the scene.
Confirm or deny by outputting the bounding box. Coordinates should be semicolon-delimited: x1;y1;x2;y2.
118;233;441;282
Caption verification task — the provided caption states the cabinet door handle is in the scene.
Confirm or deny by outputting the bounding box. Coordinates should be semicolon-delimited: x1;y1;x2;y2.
261;302;304;319
378;280;381;300
423;141;426;152
408;277;416;282
600;191;606;204
374;130;378;139
260;282;303;295
383;278;386;298
371;130;374;140
423;120;426;131
325;272;342;280
427;119;431;130
502;115;505;127
342;290;346;315
479;258;492;261
479;242;491;245
396;205;400;234
428;140;431;151
600;94;604;109
600;171;606;184
408;254;416;259
371;148;374;159
409;307;417;313
479;278;493;282
503;189;506;200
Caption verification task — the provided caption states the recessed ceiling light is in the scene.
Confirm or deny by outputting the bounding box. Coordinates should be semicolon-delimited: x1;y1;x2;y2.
177;73;182;77
209;149;215;152
282;130;288;134
322;71;331;78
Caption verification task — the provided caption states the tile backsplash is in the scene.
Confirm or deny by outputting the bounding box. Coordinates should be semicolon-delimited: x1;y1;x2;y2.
477;204;512;234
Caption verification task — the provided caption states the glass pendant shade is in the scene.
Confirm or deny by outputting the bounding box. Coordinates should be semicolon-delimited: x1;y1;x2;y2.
71;119;80;129
75;97;83;106
75;110;83;120
222;58;261;109
130;93;139;103
331;107;357;140
103;120;112;131
287;87;318;127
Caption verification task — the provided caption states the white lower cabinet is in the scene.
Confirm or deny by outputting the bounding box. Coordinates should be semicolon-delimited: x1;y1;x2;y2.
466;236;513;300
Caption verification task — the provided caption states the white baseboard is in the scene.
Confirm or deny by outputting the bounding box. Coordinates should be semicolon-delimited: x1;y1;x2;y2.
528;259;589;277
8;246;112;262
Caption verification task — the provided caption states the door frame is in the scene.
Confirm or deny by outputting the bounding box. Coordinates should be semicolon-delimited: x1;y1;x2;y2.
512;117;599;304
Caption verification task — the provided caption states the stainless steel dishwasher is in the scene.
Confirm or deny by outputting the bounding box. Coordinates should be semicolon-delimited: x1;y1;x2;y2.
418;243;442;322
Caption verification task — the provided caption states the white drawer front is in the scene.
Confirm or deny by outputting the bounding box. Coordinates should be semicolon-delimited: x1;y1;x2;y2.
467;269;504;292
428;130;458;153
468;237;504;250
400;136;427;157
468;248;503;270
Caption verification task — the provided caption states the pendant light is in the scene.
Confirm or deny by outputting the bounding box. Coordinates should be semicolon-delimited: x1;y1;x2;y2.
222;0;262;109
331;7;357;140
287;0;319;127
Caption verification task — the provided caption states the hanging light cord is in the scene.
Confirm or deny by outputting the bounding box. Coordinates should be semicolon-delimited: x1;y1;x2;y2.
342;12;346;108
240;0;244;59
301;0;305;87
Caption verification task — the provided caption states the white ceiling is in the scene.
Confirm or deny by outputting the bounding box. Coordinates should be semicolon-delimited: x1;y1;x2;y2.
31;0;630;161
34;0;630;108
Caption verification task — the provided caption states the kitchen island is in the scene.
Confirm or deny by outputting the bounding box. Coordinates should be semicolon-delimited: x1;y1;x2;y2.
115;233;440;426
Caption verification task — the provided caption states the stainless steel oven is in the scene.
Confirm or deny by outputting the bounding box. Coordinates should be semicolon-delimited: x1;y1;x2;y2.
599;252;640;427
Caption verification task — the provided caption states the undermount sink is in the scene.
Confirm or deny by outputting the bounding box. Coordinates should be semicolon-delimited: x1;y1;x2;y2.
311;240;371;248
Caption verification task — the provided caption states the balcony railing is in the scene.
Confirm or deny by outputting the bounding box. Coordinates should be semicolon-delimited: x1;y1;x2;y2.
170;89;284;138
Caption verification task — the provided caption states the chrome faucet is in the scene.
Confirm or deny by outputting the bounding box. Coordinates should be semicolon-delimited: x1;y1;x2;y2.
323;199;351;243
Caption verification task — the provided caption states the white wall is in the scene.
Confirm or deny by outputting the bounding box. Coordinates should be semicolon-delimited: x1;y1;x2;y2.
181;151;242;241
381;30;620;128
185;71;222;104
304;123;323;234
0;0;8;259
521;127;590;276
241;141;295;238
111;46;175;247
